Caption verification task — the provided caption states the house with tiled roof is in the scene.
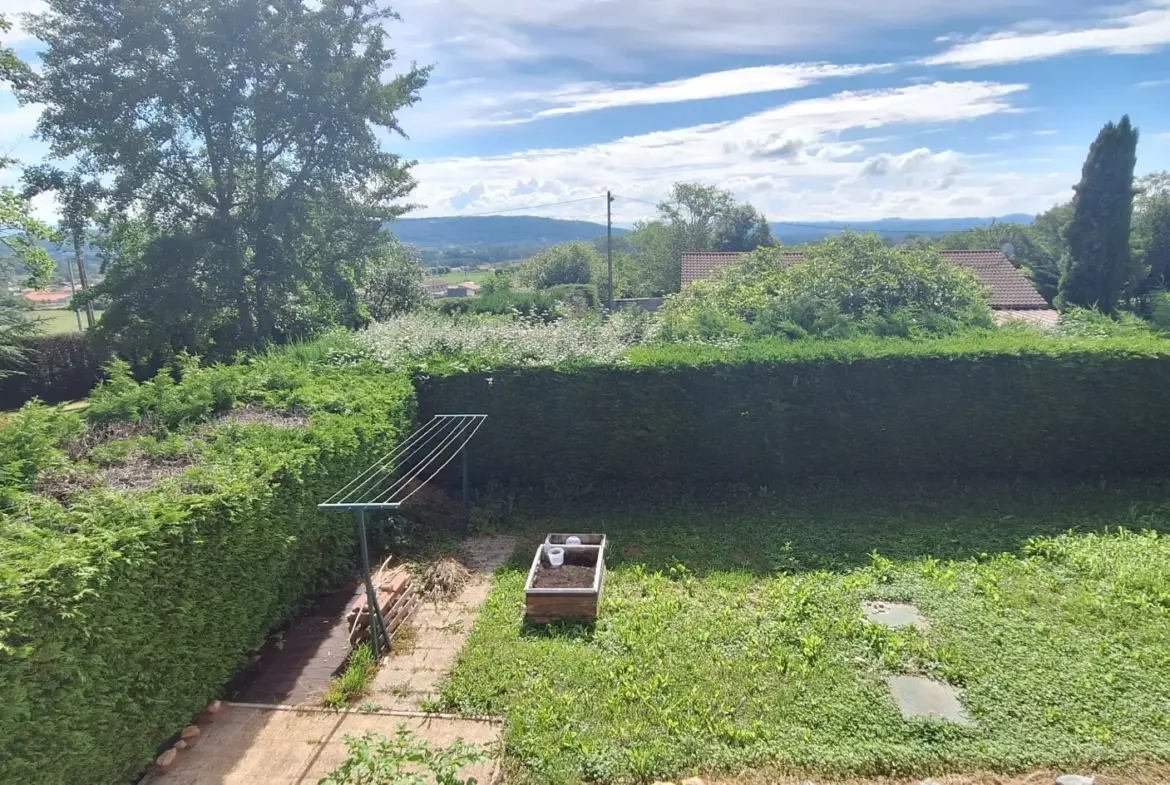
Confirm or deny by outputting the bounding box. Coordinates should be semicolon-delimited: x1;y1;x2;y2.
681;249;1059;327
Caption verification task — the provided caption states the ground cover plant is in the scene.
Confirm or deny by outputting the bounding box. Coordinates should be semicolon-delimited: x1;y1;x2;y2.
440;480;1170;784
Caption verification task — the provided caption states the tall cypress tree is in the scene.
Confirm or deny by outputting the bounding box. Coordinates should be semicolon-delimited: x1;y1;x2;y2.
1056;115;1139;313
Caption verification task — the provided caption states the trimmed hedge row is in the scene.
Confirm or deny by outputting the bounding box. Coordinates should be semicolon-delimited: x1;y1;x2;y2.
0;333;107;410
418;335;1170;484
0;357;415;784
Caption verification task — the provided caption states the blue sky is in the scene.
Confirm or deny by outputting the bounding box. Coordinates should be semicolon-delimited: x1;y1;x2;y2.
4;0;1170;223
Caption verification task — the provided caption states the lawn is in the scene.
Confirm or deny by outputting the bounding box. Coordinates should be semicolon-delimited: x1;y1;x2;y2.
25;308;88;334
442;481;1170;784
435;269;499;285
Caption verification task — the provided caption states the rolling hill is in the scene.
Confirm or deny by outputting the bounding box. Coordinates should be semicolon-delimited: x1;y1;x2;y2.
391;216;621;248
390;214;1034;249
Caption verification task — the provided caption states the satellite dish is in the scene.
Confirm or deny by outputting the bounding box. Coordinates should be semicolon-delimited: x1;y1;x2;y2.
1001;242;1016;259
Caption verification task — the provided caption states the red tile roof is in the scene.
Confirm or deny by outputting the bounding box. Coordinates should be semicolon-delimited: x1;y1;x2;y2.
680;248;1050;310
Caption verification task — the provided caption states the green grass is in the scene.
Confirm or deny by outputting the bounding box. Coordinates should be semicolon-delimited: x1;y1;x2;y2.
442;481;1170;784
25;308;90;335
322;643;378;709
435;269;498;285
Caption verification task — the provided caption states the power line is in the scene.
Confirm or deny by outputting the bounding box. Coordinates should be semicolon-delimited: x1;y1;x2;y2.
611;194;989;237
447;194;607;218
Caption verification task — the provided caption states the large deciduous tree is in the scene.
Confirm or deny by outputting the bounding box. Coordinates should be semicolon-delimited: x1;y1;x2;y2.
1132;172;1170;296
0;14;56;368
22;0;429;356
1056;116;1140;313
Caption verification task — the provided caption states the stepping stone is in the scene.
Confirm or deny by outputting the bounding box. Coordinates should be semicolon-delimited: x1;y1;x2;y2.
887;675;974;726
862;600;928;630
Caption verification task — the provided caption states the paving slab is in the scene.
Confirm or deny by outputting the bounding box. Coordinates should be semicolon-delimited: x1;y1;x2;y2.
371;535;515;712
141;705;500;785
887;675;975;726
862;600;929;630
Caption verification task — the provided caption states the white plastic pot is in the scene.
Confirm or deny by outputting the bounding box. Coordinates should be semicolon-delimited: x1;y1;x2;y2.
565;536;582;546
547;546;565;567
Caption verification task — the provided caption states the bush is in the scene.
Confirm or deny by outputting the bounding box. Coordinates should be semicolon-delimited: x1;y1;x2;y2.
0;333;107;409
511;241;601;289
0;349;415;784
358;310;652;371
659;232;994;342
436;289;562;322
418;332;1170;485
544;283;600;312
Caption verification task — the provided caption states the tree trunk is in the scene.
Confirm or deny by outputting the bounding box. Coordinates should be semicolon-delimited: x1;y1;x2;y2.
72;231;96;329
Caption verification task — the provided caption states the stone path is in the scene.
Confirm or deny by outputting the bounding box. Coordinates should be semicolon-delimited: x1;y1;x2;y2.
860;599;974;726
141;705;501;785
369;535;516;712
231;583;366;706
147;536;516;783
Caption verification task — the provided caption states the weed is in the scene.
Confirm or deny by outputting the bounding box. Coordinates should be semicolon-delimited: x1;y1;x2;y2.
389;624;418;656
322;644;377;709
317;727;488;785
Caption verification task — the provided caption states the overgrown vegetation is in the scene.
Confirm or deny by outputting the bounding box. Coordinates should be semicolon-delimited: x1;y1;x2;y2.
359;309;656;371
0;345;415;783
318;727;488;785
658;233;993;342
441;482;1170;784
322;643;378;709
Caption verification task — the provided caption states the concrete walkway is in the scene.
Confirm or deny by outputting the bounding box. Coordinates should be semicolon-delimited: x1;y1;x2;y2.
370;535;516;711
146;535;516;784
141;706;501;785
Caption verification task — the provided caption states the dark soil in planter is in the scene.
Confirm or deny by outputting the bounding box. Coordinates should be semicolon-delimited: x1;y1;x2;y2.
533;564;596;589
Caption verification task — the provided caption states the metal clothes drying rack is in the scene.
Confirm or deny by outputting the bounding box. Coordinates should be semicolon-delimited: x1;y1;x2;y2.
318;414;487;656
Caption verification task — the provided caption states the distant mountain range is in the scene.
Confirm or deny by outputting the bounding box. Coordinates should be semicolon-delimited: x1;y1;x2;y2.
391;214;1035;249
391;216;624;248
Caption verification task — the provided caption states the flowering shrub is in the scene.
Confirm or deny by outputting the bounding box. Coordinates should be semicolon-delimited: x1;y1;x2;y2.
358;311;657;369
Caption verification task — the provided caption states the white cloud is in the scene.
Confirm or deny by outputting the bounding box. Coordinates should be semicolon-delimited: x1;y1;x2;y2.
1135;78;1170;88
513;62;893;121
988;132;1017;141
0;101;43;156
392;0;1043;67
925;1;1170;67
0;0;47;46
407;81;1038;221
1034;129;1059;135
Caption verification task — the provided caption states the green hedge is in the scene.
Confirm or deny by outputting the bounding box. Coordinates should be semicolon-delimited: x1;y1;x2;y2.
418;334;1170;484
0;354;415;784
0;333;108;410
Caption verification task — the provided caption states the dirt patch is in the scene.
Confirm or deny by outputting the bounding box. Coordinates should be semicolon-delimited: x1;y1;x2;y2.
533;564;595;589
66;419;157;461
423;558;472;600
100;456;197;491
210;404;311;429
35;467;98;502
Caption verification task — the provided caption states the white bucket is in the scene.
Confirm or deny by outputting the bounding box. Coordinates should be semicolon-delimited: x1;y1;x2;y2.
565;536;582;546
547;546;565;567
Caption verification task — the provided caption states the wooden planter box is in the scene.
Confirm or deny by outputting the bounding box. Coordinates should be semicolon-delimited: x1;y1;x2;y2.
524;537;606;624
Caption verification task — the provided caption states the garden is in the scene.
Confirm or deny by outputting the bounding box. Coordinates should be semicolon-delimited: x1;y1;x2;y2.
443;483;1170;783
5;237;1170;784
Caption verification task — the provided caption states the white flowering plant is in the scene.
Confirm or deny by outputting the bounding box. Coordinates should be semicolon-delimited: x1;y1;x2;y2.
357;310;659;371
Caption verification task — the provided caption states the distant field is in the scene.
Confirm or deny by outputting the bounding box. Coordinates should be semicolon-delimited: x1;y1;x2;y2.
435;269;500;285
25;309;99;335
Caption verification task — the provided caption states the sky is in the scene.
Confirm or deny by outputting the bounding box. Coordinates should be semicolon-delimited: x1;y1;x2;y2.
4;0;1170;225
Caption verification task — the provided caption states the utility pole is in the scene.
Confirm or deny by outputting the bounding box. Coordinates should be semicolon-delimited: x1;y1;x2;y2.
606;190;615;310
62;251;83;332
73;232;96;329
